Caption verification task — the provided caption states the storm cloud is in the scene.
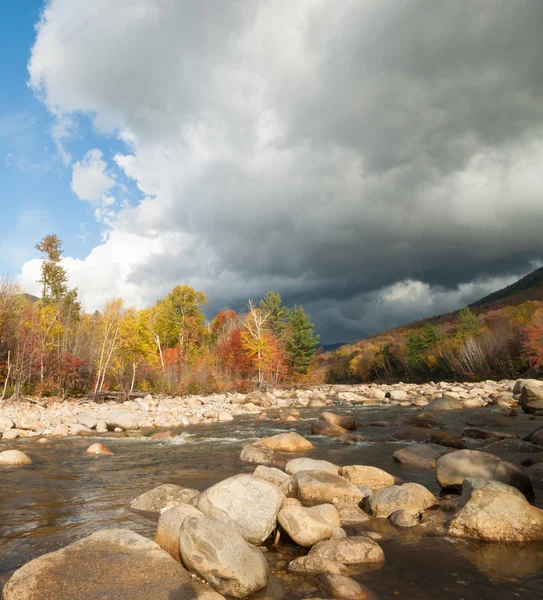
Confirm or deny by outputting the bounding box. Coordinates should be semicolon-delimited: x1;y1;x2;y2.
21;0;543;342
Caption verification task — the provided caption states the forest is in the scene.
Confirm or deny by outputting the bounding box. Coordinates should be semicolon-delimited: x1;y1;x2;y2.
0;235;320;398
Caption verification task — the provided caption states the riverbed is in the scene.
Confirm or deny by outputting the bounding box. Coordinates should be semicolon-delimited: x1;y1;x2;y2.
1;405;543;599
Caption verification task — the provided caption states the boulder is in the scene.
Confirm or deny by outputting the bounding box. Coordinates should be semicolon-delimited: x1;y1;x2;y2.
338;465;394;490
389;390;408;401
465;413;511;427
308;503;341;527
192;474;284;544
218;412;234;422
312;420;348;436
179;515;269;598
2;430;20;440
424;396;463;411
130;484;199;515
367;483;435;518
522;400;543;414
290;470;364;506
309;536;385;565
70;423;93;436
525;464;543;490
278;505;334;547
459;477;525;505
239;445;276;465
85;443;113;456
285;457;339;476
288;555;347;576
50;424;69;436
106;410;138;431
253;465;291;493
0;415;14;431
317;573;374;600
245;391;272;407
76;412;97;429
149;430;177;439
435;449;534;497
423;431;466;449
155;504;204;561
336;503;372;525
321;411;357;430
393;425;435;442
515;379;543;403
449;482;543;541
482;439;541;453
2;529;224;600
462;428;517;441
389;509;419;528
253;432;314;452
0;449;32;465
393;443;453;469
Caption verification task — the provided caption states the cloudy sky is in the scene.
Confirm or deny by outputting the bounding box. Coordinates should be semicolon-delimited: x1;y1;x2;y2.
2;1;543;343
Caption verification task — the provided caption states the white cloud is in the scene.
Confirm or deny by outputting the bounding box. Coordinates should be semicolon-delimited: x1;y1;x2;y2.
21;0;543;340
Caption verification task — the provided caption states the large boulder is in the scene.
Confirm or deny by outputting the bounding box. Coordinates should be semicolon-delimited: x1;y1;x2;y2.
239;445;276;465
336;504;373;525
155;504;204;561
179;515;270;598
321;411;357;430
106;409;138;431
0;450;32;465
278;505;334;547
2;529;224;600
285;457;339;476
462;428;517;441
0;415;14;431
367;483;436;518
289;470;364;506
130;484;199;515
393;425;435;442
253;432;314;452
192;474;284;544
522;400;543;414
338;465;394;490
449;480;543;541
435;449;534;497
423;430;466;449
77;412;97;429
424;396;463;411
309;536;385;565
515;379;543;403
393;444;453;469
253;465;291;493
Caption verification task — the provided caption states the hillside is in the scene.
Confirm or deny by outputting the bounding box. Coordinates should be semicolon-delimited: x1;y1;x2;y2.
471;265;543;308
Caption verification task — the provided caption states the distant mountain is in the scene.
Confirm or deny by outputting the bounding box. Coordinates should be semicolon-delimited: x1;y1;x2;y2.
471;265;543;308
23;293;40;303
320;343;346;353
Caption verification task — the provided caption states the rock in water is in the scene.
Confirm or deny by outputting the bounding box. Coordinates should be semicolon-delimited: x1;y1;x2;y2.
130;484;199;515
0;450;32;465
435;449;534;497
192;474;284;544
449;480;543;541
309;536;385;565
367;483;435;518
285;457;339;475
312;420;348;436
278;504;334;547
317;573;374;600
424;396;463;411
253;432;314;452
288;555;347;576
321;411;357;430
2;529;225;600
239;445;276;465
105;409;138;431
393;443;453;468
338;465;394;490
85;443;113;456
253;465;291;493
290;470;364;506
155;504;204;561
179;514;270;598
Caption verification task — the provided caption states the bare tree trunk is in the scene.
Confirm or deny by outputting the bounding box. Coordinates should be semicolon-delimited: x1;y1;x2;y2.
130;361;136;395
1;351;11;401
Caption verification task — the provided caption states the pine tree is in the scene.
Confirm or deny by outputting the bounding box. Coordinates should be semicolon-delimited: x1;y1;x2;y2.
286;305;320;375
35;234;69;304
259;291;289;340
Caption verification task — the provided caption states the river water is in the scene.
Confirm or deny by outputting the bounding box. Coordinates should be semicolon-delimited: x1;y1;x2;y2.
1;405;543;599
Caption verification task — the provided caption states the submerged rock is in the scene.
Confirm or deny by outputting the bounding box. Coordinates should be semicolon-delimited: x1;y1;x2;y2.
288;555;347;576
424;396;463;411
312;420;348;436
317;573;375;600
130;483;199;515
85;443;113;456
2;529;224;600
321;411;357;430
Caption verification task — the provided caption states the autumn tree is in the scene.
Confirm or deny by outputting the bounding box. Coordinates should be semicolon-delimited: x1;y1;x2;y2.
523;308;543;371
286;305;320;376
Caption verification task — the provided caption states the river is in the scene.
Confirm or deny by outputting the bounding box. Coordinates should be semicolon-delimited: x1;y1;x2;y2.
1;405;542;599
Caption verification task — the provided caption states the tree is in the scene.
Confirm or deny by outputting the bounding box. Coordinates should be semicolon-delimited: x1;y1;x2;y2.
35;234;69;304
242;300;271;390
523;308;543;370
259;291;289;340
455;306;480;338
286;305;320;376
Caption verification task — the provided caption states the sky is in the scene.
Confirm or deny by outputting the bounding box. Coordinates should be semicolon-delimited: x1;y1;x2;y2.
1;0;543;343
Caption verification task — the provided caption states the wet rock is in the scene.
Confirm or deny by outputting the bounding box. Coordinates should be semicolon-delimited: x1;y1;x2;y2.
2;529;224;600
338;465;394;490
155;504;204;561
317;573;374;600
149;430;177;439
525;463;543;489
286;457;339;476
481;438;541;453
389;509;419;528
337;433;362;444
459;477;525;505
76;412;97;429
321;412;357;430
423;430;466;449
179;514;270;598
240;445;277;465
0;449;32;465
389;390;408;401
288;555;347;576
462;428;517;441
336;503;373;525
253;465;291;493
393;425;435;442
106;409;138;431
449;481;543;541
2;430;20;440
515;379;543;403
290;470;364;506
253;432;314;452
192;474;284;544
85;443;113;455
312;420;348;437
130;483;199;515
367;483;435;518
278;505;334;547
393;443;453;468
309;536;385;565
435;449;534;497
465;413;511;427
402;416;444;429
218;412;234;422
424;396;463;411
522;400;543;414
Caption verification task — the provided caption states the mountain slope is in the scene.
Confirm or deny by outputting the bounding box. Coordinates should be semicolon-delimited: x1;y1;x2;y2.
471;265;543;308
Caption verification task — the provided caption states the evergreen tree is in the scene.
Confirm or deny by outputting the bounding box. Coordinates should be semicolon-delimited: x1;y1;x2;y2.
455;306;480;337
286;305;320;375
259;291;289;340
35;234;69;304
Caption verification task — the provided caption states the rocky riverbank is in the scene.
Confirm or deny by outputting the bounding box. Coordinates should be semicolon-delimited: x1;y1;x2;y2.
0;378;534;440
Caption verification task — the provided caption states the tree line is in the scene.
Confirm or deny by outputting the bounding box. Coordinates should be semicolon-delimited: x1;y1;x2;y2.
0;235;320;399
321;302;543;384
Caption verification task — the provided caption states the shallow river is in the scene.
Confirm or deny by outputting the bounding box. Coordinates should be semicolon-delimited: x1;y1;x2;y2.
1;405;543;599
